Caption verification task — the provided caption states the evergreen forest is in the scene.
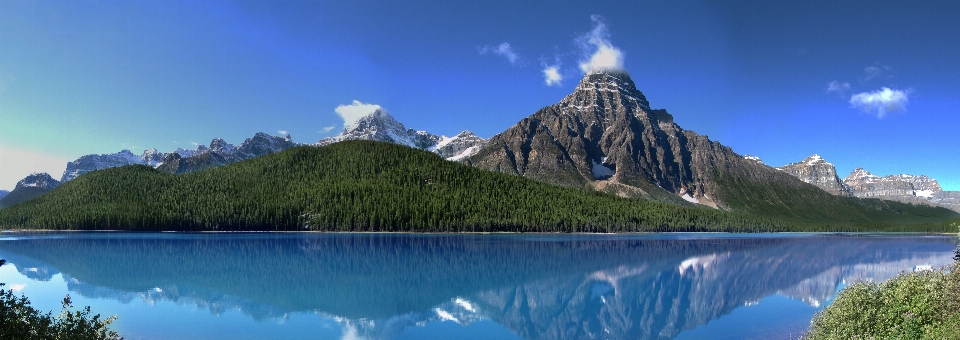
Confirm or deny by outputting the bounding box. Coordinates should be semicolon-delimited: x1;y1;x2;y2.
0;141;956;232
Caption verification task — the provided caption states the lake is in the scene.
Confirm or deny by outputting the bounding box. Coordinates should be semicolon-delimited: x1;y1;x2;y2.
0;232;956;339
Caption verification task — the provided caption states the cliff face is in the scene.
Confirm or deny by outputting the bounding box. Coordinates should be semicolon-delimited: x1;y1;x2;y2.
775;155;852;196
467;71;810;208
842;168;960;212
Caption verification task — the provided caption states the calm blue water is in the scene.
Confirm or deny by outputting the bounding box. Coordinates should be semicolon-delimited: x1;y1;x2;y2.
0;232;956;340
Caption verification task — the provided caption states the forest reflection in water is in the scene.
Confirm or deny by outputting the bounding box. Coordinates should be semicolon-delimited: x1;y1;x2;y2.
0;232;956;339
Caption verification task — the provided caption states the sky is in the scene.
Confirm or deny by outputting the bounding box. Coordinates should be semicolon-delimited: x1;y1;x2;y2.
1;0;958;191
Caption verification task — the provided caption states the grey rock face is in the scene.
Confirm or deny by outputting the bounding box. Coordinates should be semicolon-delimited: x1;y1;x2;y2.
465;70;806;207
232;133;296;161
61;150;144;182
318;109;440;149
158;132;295;174
843;168;960;212
140;149;166;167
317;109;486;161
16;173;61;190
931;191;960;213
61;132;296;179
845;168;924;198
433;130;488;160
775;154;852;196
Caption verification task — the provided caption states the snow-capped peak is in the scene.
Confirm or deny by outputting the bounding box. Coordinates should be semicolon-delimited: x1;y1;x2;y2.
803;154;831;166
743;155;764;165
16;172;61;190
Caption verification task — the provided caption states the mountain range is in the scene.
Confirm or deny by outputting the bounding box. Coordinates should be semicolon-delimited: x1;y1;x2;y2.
317;108;487;160
1;70;956;228
773;154;960;213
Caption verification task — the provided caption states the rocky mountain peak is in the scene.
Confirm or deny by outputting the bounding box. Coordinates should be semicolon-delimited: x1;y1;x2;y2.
561;70;651;111
840;167;957;212
434;130;488;161
845;168;878;182
209;138;236;156
233;132;297;160
17;173;61;190
803;154;829;166
318;108;440;150
776;155;852;196
467;70;800;208
140;148;165;167
349;109;400;132
553;71;675;135
61;150;145;182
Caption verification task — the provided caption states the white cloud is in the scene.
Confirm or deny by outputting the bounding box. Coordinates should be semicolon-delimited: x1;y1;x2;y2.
0;145;69;191
321;126;336;133
849;87;910;118
335;100;381;130
479;42;519;65
577;15;624;74
278;130;288;135
8;283;26;291
543;65;563;86
827;81;851;96
190;141;199;146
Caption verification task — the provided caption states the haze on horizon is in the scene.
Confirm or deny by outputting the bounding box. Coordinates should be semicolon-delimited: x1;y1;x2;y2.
2;0;958;191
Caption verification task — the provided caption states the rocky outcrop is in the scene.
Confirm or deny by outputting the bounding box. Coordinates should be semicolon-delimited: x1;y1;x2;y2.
465;70;812;208
61;150;145;182
156;152;230;174
931;191;960;212
59;132;297;178
233;133;296;161
158;133;296;174
775;154;852;196
843;168;960;212
0;173;61;208
844;168;917;198
318;109;486;161
433;130;487;160
318;109;440;149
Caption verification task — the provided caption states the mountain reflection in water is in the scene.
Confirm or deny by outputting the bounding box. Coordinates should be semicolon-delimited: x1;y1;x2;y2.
0;233;956;340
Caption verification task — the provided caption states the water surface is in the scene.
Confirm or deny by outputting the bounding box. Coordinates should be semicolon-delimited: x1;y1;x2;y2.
0;232;955;339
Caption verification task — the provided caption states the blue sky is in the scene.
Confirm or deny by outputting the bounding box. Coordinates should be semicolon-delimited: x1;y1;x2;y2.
1;0;958;191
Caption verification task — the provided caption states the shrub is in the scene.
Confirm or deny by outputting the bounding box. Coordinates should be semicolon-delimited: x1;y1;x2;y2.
806;247;960;340
0;259;123;340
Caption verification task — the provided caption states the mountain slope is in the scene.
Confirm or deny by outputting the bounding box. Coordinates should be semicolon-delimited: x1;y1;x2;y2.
0;173;61;209
0;142;782;232
466;71;855;213
0;141;954;232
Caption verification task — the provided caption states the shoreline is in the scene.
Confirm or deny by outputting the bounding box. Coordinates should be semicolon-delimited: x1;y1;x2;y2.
2;229;958;236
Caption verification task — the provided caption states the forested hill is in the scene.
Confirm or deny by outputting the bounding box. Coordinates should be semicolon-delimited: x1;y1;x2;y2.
0;141;955;232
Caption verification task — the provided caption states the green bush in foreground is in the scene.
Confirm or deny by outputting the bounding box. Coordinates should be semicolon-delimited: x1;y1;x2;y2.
806;247;960;339
0;260;123;340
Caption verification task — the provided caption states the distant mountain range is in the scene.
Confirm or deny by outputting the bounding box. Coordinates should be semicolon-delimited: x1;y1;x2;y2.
0;173;61;209
317;108;487;160
772;154;960;213
1;70;956;227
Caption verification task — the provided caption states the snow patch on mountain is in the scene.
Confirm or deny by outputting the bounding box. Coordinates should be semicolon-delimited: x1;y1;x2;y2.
17;173;61;190
591;160;615;179
318;110;486;161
